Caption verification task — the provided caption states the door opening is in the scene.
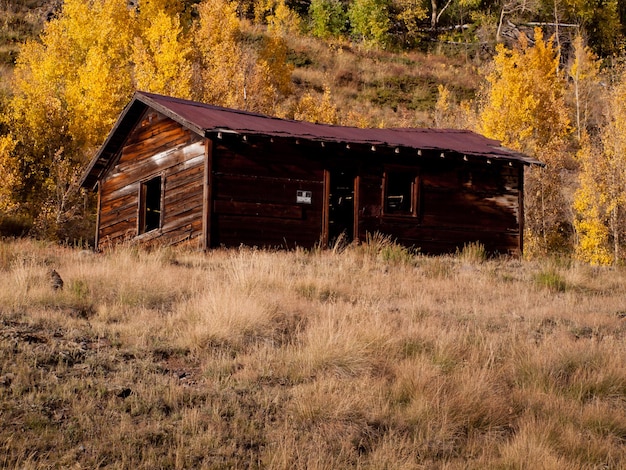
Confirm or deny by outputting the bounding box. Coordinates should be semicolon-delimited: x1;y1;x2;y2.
328;170;356;245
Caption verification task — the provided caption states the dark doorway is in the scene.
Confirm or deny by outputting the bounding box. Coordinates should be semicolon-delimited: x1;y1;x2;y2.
328;170;356;244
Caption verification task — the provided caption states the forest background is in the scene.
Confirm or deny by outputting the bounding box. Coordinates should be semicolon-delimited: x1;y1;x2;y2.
1;0;626;263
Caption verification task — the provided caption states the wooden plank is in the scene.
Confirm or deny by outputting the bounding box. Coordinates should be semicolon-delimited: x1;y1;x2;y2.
164;183;203;206
100;219;137;243
353;175;360;243
119;122;192;162
213;215;322;249
103;144;203;195
374;222;519;254
165;200;203;221
214;144;324;180
420;188;518;230
213;176;323;207
518;165;524;254
99;192;136;213
214;200;304;220
99;205;138;230
165;164;204;191
121;133;199;165
161;210;202;233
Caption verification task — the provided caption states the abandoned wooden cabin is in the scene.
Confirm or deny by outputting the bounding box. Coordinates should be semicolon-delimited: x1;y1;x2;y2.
79;91;542;254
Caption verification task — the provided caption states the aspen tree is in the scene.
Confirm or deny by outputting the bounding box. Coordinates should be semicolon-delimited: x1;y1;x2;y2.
600;73;626;263
567;34;601;142
246;0;295;114
573;135;614;264
479;28;571;255
2;0;136;236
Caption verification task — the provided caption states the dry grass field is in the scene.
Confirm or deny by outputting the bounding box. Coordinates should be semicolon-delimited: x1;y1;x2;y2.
1;237;626;469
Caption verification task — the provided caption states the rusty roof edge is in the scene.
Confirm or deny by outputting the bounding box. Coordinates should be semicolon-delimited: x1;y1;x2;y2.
79;93;148;190
137;92;206;137
205;127;544;166
488;145;545;167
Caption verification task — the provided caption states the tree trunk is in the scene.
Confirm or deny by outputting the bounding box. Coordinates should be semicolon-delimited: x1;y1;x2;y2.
431;0;437;29
497;6;506;42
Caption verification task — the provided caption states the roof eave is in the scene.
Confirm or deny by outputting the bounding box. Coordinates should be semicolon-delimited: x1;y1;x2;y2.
79;94;148;190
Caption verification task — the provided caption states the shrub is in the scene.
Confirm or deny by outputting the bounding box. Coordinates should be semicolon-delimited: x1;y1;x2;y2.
457;241;486;264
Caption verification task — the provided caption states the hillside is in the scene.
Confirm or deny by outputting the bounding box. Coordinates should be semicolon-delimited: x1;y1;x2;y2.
1;238;626;467
0;0;483;128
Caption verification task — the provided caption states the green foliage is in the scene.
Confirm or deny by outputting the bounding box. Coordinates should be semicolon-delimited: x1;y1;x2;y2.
348;0;392;48
556;0;623;57
308;0;348;39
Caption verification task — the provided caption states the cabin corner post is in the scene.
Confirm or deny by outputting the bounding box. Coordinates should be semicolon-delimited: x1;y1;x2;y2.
202;138;214;251
94;183;101;251
518;164;525;256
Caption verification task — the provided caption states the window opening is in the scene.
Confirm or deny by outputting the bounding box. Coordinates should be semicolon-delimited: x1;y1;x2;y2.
385;171;416;215
140;175;162;234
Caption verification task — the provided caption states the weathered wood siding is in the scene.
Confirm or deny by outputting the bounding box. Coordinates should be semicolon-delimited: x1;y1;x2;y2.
211;139;325;248
95;114;522;254
357;157;522;255
97;111;205;249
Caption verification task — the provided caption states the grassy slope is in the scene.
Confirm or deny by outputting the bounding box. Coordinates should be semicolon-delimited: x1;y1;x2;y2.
1;239;626;468
287;35;482;127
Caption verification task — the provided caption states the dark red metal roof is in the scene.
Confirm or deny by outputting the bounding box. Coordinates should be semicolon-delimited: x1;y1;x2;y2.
80;91;542;190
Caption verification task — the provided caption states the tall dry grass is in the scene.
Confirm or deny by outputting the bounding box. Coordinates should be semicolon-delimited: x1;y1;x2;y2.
1;238;626;468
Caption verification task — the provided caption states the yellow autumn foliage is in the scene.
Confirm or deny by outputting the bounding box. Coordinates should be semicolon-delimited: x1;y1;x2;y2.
573;136;614;265
194;0;246;108
480;28;569;155
132;10;193;98
294;87;339;124
479;28;572;256
0;135;18;213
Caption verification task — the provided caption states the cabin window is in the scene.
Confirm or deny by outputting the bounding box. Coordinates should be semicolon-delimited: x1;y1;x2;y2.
139;175;162;234
384;170;418;216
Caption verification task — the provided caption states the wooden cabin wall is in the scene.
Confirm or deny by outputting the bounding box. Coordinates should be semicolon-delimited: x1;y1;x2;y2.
97;112;205;249
357;158;522;255
211;139;325;248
